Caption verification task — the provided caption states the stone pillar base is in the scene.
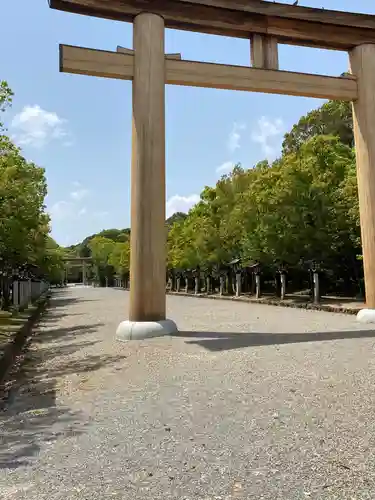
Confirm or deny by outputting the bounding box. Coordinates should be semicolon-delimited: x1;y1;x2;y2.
357;309;375;323
116;319;178;341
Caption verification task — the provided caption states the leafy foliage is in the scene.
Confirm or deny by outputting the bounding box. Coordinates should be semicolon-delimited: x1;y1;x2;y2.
167;135;359;277
108;241;130;278
68;98;363;296
0;82;64;307
166;212;187;228
165;101;361;296
282;100;353;154
0;80;13;132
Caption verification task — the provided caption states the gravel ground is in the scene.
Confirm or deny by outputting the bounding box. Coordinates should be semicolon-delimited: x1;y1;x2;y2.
1;286;375;500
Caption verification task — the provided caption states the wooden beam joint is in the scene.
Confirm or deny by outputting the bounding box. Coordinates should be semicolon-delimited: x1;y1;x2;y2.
250;34;279;70
117;46;182;60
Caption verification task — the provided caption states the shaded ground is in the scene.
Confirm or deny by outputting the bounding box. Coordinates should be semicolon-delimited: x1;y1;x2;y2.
0;308;38;355
168;290;365;314
1;287;375;499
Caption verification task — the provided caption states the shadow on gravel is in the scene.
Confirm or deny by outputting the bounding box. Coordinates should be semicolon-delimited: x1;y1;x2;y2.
41;312;83;322
46;289;98;310
179;329;375;351
0;303;126;470
0;378;85;470
33;323;104;343
50;297;98;309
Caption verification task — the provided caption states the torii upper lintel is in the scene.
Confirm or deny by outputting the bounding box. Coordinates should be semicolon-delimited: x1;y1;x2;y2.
49;0;375;50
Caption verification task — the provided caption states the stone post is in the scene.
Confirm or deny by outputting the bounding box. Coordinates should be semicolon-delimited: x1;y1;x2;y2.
313;272;320;305
12;281;19;308
206;275;210;295
220;275;225;296
235;272;241;297
255;274;261;299
280;272;286;300
28;279;32;305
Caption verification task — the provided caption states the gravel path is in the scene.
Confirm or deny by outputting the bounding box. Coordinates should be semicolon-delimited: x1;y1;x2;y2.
1;286;375;499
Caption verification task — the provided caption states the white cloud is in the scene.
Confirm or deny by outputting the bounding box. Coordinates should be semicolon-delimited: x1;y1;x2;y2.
227;122;246;153
70;188;89;201
11;105;70;148
49;200;104;228
94;211;109;219
49;201;73;221
49;188;89;221
216;161;234;174
166;194;200;218
251;116;284;160
78;207;87;216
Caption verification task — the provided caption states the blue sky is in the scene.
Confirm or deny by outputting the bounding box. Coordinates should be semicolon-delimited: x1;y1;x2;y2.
1;0;373;246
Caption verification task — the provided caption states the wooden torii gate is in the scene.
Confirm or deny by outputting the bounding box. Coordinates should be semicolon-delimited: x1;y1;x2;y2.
62;257;92;285
49;0;375;335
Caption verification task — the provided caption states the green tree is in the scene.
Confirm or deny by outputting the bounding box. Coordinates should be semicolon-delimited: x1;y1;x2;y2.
0;135;50;307
168;133;361;295
37;237;66;285
88;236;116;286
61;96;364;297
0;80;13;132
238;136;359;269
167;164;247;269
108;241;130;280
282;100;353;155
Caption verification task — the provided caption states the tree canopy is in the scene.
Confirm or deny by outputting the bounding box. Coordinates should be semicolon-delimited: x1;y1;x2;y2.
0;82;65;307
166;101;359;284
282;100;353;154
66;98;362;295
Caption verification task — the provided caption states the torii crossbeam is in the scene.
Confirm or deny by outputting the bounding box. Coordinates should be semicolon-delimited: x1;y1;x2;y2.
49;0;375;332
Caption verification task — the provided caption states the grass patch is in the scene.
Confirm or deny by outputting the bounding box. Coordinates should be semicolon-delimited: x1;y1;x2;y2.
0;300;46;352
0;293;50;384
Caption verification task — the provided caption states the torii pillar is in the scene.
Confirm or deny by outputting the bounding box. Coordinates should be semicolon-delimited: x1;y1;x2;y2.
350;44;375;323
116;13;177;340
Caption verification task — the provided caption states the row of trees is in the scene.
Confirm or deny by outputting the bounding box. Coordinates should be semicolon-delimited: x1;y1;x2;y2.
63;229;130;286
70;214;191;286
88;234;130;286
167;100;362;296
168;136;359;269
74;99;363;298
7;84;358;300
0;81;65;308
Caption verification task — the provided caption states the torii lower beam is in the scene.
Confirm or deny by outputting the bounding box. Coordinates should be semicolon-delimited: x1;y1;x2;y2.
60;44;358;101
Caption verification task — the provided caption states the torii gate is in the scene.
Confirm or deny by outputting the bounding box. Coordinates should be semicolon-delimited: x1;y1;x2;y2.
49;0;375;337
62;257;92;285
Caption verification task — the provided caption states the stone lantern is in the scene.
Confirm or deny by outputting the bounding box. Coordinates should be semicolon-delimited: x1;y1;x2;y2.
233;258;243;297
193;266;200;295
252;263;261;299
175;269;182;292
203;266;212;295
278;263;287;300
310;260;321;304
